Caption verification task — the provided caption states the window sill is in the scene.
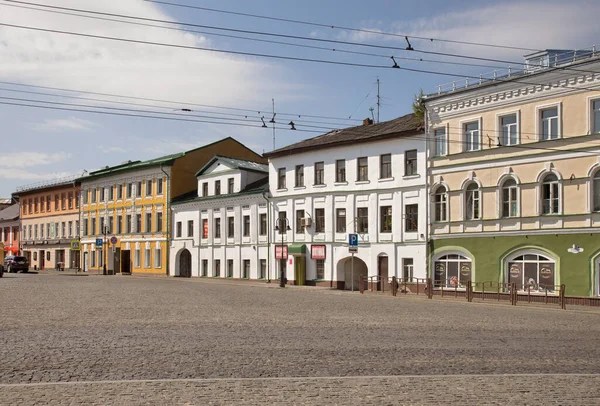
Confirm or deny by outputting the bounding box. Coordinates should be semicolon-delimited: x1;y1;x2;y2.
378;177;395;183
403;174;420;180
276;188;288;192
355;180;370;185
313;184;327;188
294;186;306;190
333;181;348;186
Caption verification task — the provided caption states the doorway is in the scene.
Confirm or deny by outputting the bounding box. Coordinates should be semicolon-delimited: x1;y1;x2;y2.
39;250;45;270
121;250;131;274
113;248;121;274
179;249;192;277
294;256;306;286
83;252;88;272
377;256;389;291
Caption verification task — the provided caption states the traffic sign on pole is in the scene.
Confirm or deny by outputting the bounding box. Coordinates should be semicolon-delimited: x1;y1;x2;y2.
110;236;118;245
95;238;103;248
349;233;358;247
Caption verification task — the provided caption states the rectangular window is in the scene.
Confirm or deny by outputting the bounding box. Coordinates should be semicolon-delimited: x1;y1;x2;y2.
99;188;105;202
34;197;38;213
315;208;325;233
144;248;151;268
117;185;122;200
227;217;235;238
464;121;481;151
228;178;234;194
40;224;44;239
62;193;66;210
34;224;38;239
91;250;96;267
108;187;113;202
202;259;208;276
126;215;132;233
314;161;324;185
91;218;96;236
136;182;142;198
434;128;447;156
277;211;287;234
243;259;250;279
316;259;325;280
540;107;559;140
500;114;518;146
99;217;105;235
259;259;266;279
75;220;79;237
146;180;152;196
295;165;304;187
214;260;221;277
82;220;88;236
127;183;133;199
227;259;234;278
157;178;163;195
380;206;392;233
188;220;194;237
336;208;346;233
357;157;368;181
243;215;250;237
278;168;286;189
402;258;414;281
68;192;73;209
83;192;88;205
40;196;45;212
405;150;417;176
594;100;600;134
202;182;208;197
214;218;221;238
357;207;368;233
154;247;162;268
296;210;305;233
405;204;418;232
117;215;122;234
176;221;182;238
68;221;72;237
215;180;221;196
90;190;96;204
202;219;208;239
156;212;163;232
107;216;113;234
259;213;267;236
380;154;392;179
336;159;346;183
135;214;142;233
145;213;152;233
98;249;104;268
134;249;140;268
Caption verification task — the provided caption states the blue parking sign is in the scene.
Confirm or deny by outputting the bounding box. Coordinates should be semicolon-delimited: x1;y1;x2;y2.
349;233;358;247
95;238;103;247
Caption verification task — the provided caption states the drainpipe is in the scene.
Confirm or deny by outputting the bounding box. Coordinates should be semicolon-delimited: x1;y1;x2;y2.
424;110;430;281
160;164;170;276
262;191;271;283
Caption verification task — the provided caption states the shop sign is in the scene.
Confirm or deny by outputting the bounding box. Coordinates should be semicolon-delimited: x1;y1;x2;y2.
275;245;288;259
311;245;326;259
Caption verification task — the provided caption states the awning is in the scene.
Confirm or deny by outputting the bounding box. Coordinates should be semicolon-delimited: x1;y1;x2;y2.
288;244;307;255
3;245;18;252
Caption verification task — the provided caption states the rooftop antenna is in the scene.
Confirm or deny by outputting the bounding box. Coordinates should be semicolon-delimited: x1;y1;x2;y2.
272;99;276;150
376;77;380;123
369;106;375;122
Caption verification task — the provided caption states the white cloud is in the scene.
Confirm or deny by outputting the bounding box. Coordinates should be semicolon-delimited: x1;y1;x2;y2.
98;145;128;154
0;168;73;181
33;117;95;132
0;152;72;168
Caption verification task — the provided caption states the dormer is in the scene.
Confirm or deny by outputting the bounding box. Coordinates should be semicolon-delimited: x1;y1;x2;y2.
195;155;268;198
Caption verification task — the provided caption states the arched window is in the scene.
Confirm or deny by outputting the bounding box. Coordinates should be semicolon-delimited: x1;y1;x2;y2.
433;254;472;288
592;171;600;212
465;183;480;220
434;186;448;222
501;179;518;218
507;253;555;292
541;174;560;215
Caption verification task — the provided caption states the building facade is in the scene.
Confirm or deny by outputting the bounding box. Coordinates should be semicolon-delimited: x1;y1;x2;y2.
424;50;600;296
0;203;20;257
264;114;428;289
15;180;80;270
79;137;265;275
170;156;270;279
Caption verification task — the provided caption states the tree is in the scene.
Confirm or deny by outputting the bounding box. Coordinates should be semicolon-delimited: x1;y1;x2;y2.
412;89;425;129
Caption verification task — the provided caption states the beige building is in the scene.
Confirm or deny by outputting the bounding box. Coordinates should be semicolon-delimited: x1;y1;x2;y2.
423;48;600;297
15;179;81;270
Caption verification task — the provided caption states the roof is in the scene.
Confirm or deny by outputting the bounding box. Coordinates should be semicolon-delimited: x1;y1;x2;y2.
0;204;19;221
171;177;269;206
13;176;80;196
195;155;269;177
264;113;421;158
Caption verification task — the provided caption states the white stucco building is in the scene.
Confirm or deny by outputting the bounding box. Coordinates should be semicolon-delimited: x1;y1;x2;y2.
169;156;270;279
264;114;428;290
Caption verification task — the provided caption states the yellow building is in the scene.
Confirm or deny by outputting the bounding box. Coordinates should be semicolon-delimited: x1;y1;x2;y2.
78;137;264;275
423;49;600;296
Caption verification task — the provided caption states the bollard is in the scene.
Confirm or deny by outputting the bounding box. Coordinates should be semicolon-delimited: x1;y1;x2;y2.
391;276;397;297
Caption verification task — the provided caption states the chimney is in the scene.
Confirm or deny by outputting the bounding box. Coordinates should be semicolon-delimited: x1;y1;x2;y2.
363;118;373;126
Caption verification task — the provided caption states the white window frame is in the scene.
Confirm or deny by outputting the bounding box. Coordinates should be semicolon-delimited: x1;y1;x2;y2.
536;102;561;141
496;110;520;146
539;172;561;215
588;96;600;135
433;127;447;157
499;177;519;218
460;117;482;152
433;185;448;222
134;249;140;268
505;250;557;293
154;247;162;268
144;248;151;268
464;182;481;220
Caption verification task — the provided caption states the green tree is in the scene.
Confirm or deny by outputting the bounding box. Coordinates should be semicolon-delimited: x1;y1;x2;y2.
412;89;425;129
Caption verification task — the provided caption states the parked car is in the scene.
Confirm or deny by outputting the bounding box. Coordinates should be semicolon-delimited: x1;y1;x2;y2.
4;256;29;273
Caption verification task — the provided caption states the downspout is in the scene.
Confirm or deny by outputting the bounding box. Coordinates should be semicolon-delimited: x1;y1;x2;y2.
160;163;170;276
262;191;271;283
424;109;430;281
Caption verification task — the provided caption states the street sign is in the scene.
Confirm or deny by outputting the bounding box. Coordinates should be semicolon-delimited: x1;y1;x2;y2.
275;245;288;259
349;246;358;253
349;233;358;247
110;236;118;245
70;240;80;251
95;238;103;248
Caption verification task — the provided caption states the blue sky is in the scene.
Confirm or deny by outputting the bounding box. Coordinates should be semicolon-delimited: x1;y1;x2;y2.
0;0;598;196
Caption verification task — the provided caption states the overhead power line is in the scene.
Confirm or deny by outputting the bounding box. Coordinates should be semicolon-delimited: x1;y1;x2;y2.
143;0;540;52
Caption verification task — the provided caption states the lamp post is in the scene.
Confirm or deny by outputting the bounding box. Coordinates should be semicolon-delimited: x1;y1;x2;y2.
274;217;291;288
102;224;108;275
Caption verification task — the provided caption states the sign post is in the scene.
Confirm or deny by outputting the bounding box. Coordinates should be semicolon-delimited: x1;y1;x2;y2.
349;234;358;291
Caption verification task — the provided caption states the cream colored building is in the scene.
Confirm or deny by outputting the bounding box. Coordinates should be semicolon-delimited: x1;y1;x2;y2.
423;49;600;297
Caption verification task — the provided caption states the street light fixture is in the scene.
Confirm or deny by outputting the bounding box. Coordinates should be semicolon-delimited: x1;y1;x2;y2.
274;217;291;288
102;224;109;275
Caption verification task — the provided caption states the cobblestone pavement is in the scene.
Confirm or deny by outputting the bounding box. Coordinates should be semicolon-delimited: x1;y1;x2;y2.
1;274;599;404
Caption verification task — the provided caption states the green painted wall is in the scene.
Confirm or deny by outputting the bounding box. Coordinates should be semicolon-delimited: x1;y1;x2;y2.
430;233;600;297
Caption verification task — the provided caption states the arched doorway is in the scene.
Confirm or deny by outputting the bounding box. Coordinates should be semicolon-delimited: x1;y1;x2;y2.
178;249;192;277
336;256;368;291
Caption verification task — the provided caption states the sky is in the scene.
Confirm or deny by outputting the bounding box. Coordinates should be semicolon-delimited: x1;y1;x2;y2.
0;0;598;196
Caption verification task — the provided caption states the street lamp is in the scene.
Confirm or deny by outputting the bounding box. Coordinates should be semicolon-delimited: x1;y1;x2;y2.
274;217;291;288
102;224;109;275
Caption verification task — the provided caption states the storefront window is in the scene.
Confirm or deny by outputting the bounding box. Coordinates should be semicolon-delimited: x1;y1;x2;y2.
433;254;472;288
507;253;555;292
